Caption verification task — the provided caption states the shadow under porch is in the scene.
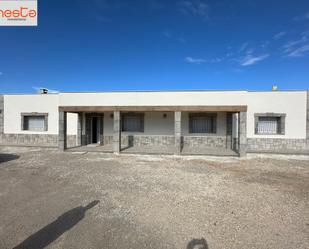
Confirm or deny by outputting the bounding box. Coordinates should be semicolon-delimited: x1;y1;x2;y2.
59;106;247;157
67;111;177;154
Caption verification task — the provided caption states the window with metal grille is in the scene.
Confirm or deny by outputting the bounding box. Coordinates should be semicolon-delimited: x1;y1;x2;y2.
22;115;47;131
254;113;285;135
189;113;217;133
122;113;144;132
257;117;280;134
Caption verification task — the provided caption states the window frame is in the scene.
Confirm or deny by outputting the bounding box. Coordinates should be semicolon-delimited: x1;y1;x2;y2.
121;112;144;132
21;113;48;132
188;113;217;134
254;113;286;135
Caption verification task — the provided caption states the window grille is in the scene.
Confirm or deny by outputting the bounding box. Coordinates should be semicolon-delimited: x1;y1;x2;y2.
254;114;285;135
189;113;216;133
122;113;144;132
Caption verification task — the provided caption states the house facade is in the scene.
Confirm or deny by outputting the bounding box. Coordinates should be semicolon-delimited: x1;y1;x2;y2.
0;90;308;156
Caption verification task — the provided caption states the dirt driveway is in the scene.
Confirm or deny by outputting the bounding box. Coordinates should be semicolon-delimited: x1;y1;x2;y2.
0;147;308;249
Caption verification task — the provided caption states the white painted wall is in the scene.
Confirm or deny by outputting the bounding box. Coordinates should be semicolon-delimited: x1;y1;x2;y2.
103;112;113;136
103;112;174;135
59;91;247;106
3;91;307;139
4;94;59;135
103;111;227;136
4;94;77;135
247;91;307;139
67;113;77;135
143;112;174;135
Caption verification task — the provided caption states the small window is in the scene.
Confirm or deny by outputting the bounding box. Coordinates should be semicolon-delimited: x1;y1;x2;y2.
22;114;48;131
189;113;217;133
122;113;144;132
255;114;285;135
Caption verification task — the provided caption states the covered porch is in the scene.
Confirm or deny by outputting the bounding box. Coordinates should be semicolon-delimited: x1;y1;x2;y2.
59;105;247;157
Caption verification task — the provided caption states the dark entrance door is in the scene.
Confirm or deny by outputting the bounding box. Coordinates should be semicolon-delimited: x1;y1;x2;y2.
85;113;103;145
92;117;98;143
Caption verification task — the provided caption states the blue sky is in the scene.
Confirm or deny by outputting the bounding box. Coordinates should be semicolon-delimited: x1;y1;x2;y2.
0;0;309;93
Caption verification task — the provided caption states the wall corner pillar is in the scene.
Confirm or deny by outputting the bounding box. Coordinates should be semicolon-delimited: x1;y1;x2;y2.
113;111;121;154
77;112;82;146
238;111;247;157
174;111;182;155
58;111;67;151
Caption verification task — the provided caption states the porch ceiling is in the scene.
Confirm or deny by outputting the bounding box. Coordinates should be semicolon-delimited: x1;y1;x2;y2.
59;105;247;112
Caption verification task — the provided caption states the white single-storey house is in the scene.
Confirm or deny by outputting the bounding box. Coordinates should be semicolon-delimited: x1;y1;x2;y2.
0;90;308;156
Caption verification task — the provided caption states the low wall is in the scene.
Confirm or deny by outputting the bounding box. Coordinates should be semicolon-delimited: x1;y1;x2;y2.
103;135;232;148
0;134;77;148
183;135;231;149
1;133;309;155
104;135;175;147
247;138;309;154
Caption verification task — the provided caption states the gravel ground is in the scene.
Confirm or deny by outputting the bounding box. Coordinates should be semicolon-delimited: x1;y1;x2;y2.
0;146;308;249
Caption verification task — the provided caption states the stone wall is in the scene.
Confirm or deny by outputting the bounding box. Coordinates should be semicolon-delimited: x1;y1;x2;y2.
103;135;113;145
103;134;232;149
183;135;229;148
247;138;309;154
123;135;175;147
104;135;175;147
1;133;309;155
0;134;77;148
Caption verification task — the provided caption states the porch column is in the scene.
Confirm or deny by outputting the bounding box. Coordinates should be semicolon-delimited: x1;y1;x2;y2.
113;111;121;153
231;113;239;151
58;111;67;151
238;111;247;157
77;112;82;146
174;111;182;155
81;113;87;145
99;114;104;145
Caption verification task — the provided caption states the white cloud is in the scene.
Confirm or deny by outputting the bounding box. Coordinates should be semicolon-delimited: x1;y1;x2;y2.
239;42;249;52
245;48;255;55
282;31;309;57
240;54;269;66
185;56;225;64
163;31;171;38
260;41;270;49
185;56;207;64
210;57;224;63
178;0;210;20
293;12;309;21
238;42;258;55
286;44;309;57
273;31;286;40
283;40;303;51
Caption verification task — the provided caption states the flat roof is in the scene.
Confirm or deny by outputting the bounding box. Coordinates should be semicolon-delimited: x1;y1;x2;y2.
1;89;308;95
